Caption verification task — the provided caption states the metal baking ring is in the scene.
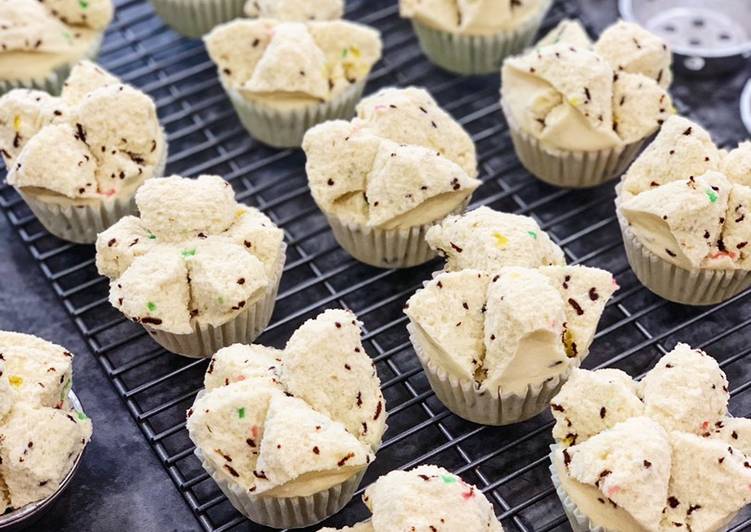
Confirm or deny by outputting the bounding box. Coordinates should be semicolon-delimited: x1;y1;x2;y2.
619;0;751;77
0;391;89;531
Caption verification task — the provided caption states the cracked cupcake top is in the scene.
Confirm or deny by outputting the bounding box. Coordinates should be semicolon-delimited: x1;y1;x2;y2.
551;343;751;532
399;0;547;36
1;61;166;201
0;0;113;54
321;465;504;531
95;175;285;334
0;331;92;513
204;19;381;105
618;115;751;271
187;309;385;497
501;19;673;152
426;206;565;272
405;265;617;392
243;0;344;21
303;87;480;228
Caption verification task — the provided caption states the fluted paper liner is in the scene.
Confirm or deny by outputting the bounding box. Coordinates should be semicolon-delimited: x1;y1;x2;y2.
325;199;470;269
615;184;751;305
502;100;649;188
16;146;167;244
549;444;739;532
410;0;551;75
195;446;366;529
145;242;286;358
150;0;245;38
0;36;103;96
408;322;572;426
226;80;366;149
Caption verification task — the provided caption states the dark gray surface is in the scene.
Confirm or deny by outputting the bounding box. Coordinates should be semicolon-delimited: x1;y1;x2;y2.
1;1;751;531
0;214;199;531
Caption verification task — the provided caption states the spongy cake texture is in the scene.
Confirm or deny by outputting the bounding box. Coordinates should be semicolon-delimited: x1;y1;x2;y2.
0;332;91;513
0;61;165;201
501;19;672;152
550;343;751;531
95;175;285;334
187;309;386;497
618;115;751;271
303;87;481;228
400;0;547;35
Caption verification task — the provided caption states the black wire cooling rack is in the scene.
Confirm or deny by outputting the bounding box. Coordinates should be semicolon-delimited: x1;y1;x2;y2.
2;1;751;530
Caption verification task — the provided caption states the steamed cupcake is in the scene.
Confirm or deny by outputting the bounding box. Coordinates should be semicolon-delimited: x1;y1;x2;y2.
204;19;382;148
0;0;113;95
244;0;344;20
0;61;167;243
616;115;751;305
149;0;242;38
404;265;617;425
320;465;503;531
550;344;751;532
303;87;481;268
501;19;673;188
95;174;286;358
0;331;92;514
399;0;552;75
188;309;385;529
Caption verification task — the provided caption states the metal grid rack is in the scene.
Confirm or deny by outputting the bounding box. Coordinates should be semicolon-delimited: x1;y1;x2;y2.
2;1;751;530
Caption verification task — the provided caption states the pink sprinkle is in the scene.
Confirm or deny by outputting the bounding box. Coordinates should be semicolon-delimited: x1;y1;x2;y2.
606;486;621;497
461;487;475;500
102;189;117;197
373;104;387;112
235;375;247;382
708;250;736;260
250;425;260;439
701;420;710;431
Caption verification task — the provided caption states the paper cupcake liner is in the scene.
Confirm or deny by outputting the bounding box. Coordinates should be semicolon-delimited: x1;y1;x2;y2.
502;101;648;188
149;0;246;38
0;35;103;96
408;323;573;425
410;0;551;76
195;447;366;529
15;143;167;244
549;444;740;532
145;242;286;358
614;197;751;306
324;199;470;269
226;80;366;148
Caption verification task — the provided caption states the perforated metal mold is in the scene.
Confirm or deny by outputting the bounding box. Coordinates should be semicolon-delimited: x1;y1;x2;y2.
2;1;751;531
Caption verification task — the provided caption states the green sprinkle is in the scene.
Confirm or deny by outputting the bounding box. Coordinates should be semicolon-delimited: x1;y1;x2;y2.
341;48;348;58
62;31;73;44
527;231;538;239
77;411;88;421
147;301;157;312
706;189;718;203
218;296;224;304
147;233;156;240
440;474;457;484
238;407;245;419
79;0;89;9
181;248;196;258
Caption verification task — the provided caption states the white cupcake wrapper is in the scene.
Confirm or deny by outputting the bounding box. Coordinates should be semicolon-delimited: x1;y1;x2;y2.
149;0;246;38
145;242;287;358
0;35;103;96
408;323;573;426
502;101;648;188
614;192;751;305
195;447;366;529
226;80;366;149
15;142;167;244
410;0;551;76
325;199;470;269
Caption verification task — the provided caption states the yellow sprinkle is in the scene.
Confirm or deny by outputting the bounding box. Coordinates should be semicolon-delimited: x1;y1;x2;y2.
235;209;246;219
349;46;361;58
492;232;509;248
8;376;23;388
13;115;21;131
669;104;677;115
567;97;581;107
563;434;576;446
562;329;577;358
